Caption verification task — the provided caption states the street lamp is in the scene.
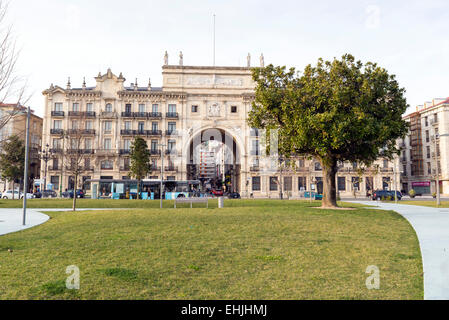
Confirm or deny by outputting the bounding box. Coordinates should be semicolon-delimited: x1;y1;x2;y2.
434;133;449;206
39;143;52;192
279;156;284;200
22;106;31;225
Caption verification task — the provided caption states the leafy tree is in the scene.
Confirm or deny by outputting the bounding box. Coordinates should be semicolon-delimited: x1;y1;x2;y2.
248;54;408;208
0;134;24;198
129;137;151;199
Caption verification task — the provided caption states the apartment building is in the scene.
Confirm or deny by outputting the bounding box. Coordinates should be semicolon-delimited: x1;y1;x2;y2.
0;103;43;191
41;53;397;198
399;98;449;195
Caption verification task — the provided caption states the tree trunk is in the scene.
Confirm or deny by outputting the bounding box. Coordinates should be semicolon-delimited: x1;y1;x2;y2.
12;181;14;199
137;179;140;200
72;174;77;211
321;159;338;208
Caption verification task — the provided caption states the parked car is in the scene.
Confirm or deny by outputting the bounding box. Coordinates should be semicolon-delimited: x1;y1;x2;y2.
35;190;58;198
211;189;224;197
227;192;241;199
303;191;323;200
62;189;85;199
2;190;34;199
372;190;402;200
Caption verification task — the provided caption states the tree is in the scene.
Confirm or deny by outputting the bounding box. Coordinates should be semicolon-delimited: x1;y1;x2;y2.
248;54;409;208
0;1;29;136
0;134;24;198
129;137;151;199
61;117;91;211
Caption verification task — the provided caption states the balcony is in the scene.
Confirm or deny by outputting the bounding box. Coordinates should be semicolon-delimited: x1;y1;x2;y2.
121;112;133;118
119;149;130;155
250;149;259;156
82;129;96;135
50;129;64;135
67;149;95;154
100;111;117;119
68;111;96;118
148;130;162;136
95;149;117;156
133;112;148;118
166;130;178;136
49;148;63;154
83;166;94;172
150;149;161;156
164;166;178;172
148;112;162;119
51;111;64;117
120;166;130;171
165;149;177;155
166;112;179;119
250;166;260;172
380;168;393;172
121;129;134;135
48;165;61;171
150;166;161;172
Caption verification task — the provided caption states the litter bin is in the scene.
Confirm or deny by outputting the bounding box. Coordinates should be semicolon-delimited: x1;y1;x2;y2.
218;196;224;208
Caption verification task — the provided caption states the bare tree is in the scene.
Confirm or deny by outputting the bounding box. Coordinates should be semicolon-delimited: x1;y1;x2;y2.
0;1;30;136
61;116;91;211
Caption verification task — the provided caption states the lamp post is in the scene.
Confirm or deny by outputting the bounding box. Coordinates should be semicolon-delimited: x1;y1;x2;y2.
39;143;52;191
279;157;284;200
434;133;449;206
158;143;166;209
22;106;31;225
393;155;398;204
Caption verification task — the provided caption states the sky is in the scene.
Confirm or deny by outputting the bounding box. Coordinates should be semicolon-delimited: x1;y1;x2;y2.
5;0;449;117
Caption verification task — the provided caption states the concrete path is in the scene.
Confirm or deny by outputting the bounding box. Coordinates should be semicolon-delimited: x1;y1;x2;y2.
0;208;51;236
352;200;449;300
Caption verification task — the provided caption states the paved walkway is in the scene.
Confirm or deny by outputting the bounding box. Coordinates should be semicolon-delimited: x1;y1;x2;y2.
0;208;51;236
352;200;449;300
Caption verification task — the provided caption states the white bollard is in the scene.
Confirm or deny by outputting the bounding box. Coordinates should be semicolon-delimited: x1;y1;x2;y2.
218;196;224;208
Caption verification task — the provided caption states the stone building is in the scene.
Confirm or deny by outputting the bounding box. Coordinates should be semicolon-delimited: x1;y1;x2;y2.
41;53;397;198
0;103;43;191
399;98;449;195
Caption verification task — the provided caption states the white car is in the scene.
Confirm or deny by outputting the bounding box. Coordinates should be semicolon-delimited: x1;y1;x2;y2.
2;190;34;199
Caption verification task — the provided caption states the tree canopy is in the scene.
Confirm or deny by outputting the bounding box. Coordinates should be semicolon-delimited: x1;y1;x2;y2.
0;134;24;190
129;137;151;199
248;54;409;207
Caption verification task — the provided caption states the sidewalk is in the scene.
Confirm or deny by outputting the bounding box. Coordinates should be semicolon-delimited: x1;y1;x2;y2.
0;208;50;236
351;200;449;300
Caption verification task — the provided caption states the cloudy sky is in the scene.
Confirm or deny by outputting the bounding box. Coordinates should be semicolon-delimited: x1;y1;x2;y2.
6;0;449;117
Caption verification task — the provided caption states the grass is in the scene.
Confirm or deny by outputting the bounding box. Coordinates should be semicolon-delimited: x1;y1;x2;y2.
399;200;449;208
0;200;423;299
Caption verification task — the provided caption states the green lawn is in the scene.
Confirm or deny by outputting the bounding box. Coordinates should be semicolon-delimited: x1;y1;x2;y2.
0;200;423;299
399;200;449;208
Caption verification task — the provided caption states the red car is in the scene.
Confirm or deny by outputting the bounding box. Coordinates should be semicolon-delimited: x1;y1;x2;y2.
211;189;223;197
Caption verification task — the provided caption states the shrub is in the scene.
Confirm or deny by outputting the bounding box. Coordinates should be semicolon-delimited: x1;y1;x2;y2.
409;189;416;198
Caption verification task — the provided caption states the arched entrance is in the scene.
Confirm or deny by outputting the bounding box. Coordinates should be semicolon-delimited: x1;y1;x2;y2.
186;128;241;193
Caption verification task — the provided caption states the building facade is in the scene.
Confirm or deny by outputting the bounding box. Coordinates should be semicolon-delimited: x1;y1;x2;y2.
41;54;397;198
0;103;43;191
399;98;449;195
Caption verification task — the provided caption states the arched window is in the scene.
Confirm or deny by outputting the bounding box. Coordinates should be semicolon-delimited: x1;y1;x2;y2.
105;103;112;112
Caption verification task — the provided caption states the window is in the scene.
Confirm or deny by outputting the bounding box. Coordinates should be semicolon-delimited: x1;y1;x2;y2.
168;104;176;113
86;103;93;112
231;106;237;113
383;159;388;169
403;164;407;176
382;177;390;190
352;177;360;191
298;177;307;191
50;176;59;190
152;104;158;113
168;122;176;131
124;139;131;150
251;140;259;155
269;176;278;191
71;120;78;130
105;103;112;112
72;103;80;112
125;104;131;113
138;121;144;132
53;120;62;129
427;146;431;159
52;138;61;149
104;121;112;133
85;120;93;130
434;113;438;123
54;103;63;111
151;140;158;151
338;177;346;191
314;162;322;171
284;176;292;191
427;162;431;175
52;158;59;170
191;105;198;112
83;176;91;190
168;139;176;152
104;138;111;150
85;139;92;150
152;122;158;131
139;104;145;113
426;130;429;142
125;121;131;130
101;160;113;169
425;116;428;126
365;177;373;191
252;177;261;191
437;143;440;157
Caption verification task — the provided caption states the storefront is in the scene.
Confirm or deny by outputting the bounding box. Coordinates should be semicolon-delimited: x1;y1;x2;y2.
411;181;431;195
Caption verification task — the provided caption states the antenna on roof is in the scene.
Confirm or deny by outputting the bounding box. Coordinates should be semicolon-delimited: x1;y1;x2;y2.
213;14;216;67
